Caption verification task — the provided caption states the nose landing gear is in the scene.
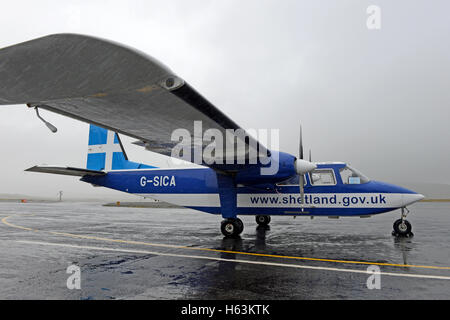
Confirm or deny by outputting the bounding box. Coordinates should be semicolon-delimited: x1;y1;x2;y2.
392;207;413;237
255;215;271;226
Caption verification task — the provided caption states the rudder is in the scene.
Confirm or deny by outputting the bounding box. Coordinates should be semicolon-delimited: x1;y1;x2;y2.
87;125;155;171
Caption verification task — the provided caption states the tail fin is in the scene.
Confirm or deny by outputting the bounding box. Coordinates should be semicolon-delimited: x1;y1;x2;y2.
87;124;155;171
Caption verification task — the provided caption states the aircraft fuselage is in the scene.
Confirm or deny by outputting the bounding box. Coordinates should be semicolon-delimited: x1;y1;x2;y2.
81;163;423;217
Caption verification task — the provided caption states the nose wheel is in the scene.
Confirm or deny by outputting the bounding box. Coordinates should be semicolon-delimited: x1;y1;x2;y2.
221;218;244;237
255;215;271;226
392;207;413;237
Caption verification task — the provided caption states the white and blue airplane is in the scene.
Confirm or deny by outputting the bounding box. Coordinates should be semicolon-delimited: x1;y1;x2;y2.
0;34;424;237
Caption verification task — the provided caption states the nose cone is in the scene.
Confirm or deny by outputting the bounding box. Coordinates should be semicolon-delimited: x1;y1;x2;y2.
402;193;425;207
370;181;425;208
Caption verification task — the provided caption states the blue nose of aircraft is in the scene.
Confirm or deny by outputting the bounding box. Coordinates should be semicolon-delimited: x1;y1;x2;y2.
369;181;425;207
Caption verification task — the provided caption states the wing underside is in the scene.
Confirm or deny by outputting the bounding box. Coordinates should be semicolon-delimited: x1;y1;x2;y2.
0;34;269;169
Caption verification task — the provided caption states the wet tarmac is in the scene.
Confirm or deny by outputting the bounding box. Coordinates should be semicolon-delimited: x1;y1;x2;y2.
0;201;449;299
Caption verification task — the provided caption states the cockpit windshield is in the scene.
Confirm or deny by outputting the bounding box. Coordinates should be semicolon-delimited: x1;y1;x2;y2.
339;165;370;184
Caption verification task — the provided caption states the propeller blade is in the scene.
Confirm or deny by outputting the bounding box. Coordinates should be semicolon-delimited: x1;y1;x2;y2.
296;124;315;212
299;125;303;160
299;174;305;211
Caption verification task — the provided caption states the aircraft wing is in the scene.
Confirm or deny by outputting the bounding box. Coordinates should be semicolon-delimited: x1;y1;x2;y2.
0;34;269;169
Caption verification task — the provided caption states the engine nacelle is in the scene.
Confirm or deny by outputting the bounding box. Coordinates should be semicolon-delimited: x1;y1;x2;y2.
235;151;297;185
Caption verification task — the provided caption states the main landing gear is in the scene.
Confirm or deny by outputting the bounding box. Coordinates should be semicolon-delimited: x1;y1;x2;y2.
392;207;413;237
220;215;272;237
221;218;244;237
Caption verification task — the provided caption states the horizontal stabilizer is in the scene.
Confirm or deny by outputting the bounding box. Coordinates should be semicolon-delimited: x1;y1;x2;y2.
25;165;105;177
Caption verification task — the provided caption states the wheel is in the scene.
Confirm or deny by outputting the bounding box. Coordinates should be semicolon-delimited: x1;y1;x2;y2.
393;219;413;237
235;218;244;234
255;215;271;226
221;218;243;237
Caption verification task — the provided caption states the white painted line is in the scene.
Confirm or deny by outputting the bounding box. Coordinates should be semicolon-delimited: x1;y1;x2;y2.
16;240;450;281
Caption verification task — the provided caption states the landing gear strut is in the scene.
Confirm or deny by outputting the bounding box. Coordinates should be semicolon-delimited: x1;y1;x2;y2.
392;207;413;237
221;218;244;237
255;215;271;226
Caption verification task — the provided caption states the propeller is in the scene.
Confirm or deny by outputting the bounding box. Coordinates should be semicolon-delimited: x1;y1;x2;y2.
294;125;316;210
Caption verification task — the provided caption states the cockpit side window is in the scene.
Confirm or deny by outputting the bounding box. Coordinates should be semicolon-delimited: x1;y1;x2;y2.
309;169;336;186
339;166;370;184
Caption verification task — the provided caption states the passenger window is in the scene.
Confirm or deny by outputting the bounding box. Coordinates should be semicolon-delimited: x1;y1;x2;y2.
309;169;336;186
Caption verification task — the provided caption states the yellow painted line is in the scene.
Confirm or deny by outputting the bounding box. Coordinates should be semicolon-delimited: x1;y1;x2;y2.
3;214;450;271
1;216;35;231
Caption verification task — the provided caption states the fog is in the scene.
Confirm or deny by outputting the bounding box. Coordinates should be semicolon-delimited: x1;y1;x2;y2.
0;0;449;199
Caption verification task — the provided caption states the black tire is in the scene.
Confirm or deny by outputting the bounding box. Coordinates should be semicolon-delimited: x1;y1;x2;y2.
235;218;244;234
255;215;271;226
393;219;412;236
221;218;243;237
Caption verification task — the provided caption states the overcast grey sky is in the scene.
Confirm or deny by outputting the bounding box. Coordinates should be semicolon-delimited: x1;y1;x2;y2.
0;0;449;199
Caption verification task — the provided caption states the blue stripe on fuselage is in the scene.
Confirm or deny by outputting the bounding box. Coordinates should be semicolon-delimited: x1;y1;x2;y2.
81;168;218;194
81;168;414;195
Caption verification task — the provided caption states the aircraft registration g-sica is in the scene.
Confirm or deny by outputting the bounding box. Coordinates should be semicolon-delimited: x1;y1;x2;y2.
0;34;424;237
